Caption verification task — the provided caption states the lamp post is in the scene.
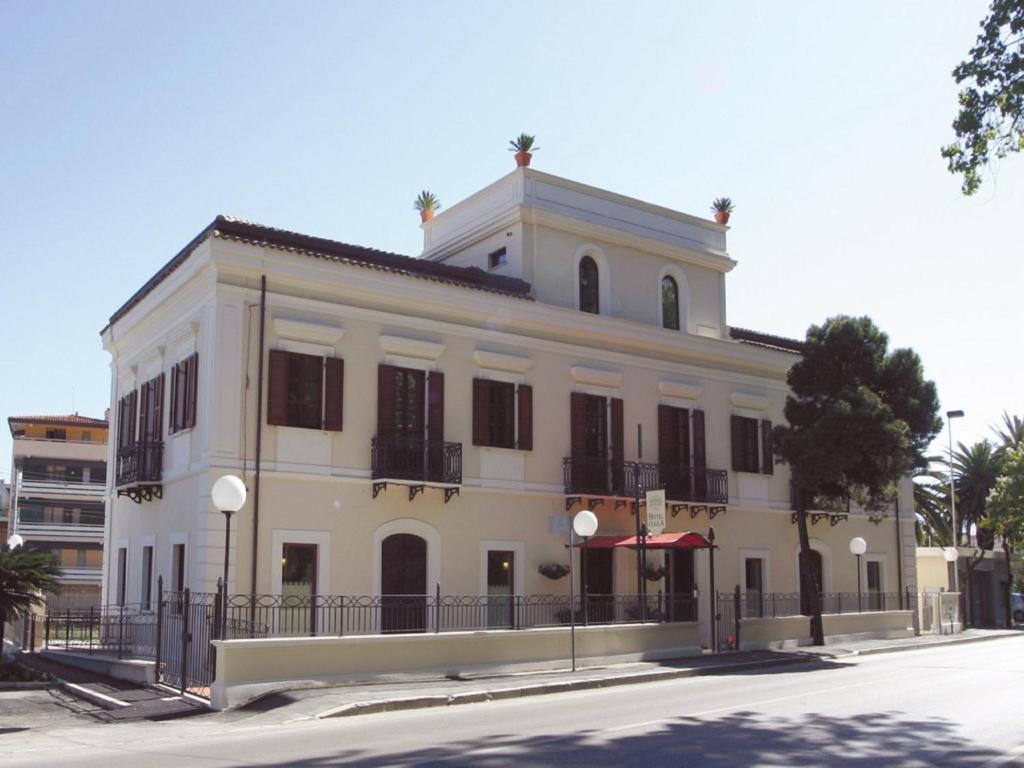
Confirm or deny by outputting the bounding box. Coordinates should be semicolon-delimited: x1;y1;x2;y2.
849;537;867;612
946;409;964;593
6;534;24;550
211;475;247;595
943;546;959;634
568;509;598;672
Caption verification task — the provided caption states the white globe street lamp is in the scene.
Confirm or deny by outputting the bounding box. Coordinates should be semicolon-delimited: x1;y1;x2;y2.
6;534;24;549
212;475;247;595
943;545;959;594
849;537;867;611
568;509;599;672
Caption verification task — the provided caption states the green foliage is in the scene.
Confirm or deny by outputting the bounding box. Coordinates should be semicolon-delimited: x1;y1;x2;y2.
773;315;942;508
508;133;539;153
953;440;1002;543
941;0;1024;195
0;545;61;624
711;197;735;214
994;411;1024;454
413;190;441;213
986;445;1024;547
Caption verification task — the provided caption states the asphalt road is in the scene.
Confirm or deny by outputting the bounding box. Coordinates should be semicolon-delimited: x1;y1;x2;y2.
2;636;1022;767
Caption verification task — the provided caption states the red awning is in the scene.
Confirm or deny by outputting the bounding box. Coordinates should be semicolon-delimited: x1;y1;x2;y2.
575;532;713;549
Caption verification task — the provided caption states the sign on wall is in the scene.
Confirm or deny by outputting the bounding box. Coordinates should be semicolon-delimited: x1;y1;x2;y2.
646;489;666;536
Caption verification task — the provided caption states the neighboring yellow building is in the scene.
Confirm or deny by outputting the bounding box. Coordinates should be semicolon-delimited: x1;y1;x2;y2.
100;168;919;651
7;414;109;609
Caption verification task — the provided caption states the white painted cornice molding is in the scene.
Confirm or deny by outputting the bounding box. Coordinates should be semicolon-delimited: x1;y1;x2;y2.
730;392;771;411
570;366;623;389
272;317;346;345
659;381;703;400
472;349;534;373
379;335;446;360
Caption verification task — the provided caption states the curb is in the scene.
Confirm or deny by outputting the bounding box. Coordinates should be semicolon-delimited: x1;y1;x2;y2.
0;681;57;690
848;632;1018;657
316;654;810;719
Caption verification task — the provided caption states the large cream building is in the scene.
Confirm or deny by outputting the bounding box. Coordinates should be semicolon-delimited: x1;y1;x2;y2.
100;168;918;645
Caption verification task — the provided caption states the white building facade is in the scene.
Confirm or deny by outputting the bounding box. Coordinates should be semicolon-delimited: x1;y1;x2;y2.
100;168;918;642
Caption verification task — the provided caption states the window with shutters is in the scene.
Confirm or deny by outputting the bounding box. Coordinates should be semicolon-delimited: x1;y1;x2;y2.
138;374;164;444
267;350;344;431
117;391;137;450
169;353;198;433
472;379;533;450
731;416;774;475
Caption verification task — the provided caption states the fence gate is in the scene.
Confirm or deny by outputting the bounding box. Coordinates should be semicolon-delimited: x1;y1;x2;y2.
157;581;221;697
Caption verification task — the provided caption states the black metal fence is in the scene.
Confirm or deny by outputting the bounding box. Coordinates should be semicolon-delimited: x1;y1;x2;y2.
219;590;699;637
43;604;157;658
40;586;699;697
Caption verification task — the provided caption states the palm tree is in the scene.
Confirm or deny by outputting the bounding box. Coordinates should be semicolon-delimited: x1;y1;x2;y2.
994;412;1024;454
914;456;952;545
0;545;60;657
953;440;1001;547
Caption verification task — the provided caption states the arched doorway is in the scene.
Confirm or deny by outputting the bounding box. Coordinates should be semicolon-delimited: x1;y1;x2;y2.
381;533;427;632
800;549;824;616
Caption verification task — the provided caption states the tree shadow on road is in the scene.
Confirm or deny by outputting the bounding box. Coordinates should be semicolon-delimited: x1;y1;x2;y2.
274;709;1004;767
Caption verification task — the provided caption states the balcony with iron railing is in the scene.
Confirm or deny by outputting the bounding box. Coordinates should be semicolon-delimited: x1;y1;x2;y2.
114;441;164;503
371;434;463;487
562;457;728;504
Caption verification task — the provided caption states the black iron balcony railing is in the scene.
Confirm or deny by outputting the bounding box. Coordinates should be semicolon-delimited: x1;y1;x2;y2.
115;441;164;487
562;457;728;503
371;434;462;486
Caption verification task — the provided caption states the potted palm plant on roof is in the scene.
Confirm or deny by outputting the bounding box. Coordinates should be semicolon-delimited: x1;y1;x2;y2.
711;197;734;225
414;190;441;223
509;133;539;167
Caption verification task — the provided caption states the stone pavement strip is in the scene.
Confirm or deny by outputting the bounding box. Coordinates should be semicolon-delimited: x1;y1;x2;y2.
16;652;206;722
225;628;1019;725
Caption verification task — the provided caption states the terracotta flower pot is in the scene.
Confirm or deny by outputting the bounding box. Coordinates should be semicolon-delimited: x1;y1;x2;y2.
515;151;532;168
714;211;730;225
420;209;434;223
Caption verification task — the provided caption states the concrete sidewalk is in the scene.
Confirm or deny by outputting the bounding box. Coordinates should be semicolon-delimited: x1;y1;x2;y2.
221;628;1020;725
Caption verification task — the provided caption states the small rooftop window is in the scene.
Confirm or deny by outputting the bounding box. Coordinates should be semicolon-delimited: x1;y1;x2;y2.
488;247;507;270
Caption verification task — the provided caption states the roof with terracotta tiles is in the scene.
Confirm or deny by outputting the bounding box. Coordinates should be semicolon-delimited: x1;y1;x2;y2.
102;215;534;333
729;326;804;354
8;413;109;433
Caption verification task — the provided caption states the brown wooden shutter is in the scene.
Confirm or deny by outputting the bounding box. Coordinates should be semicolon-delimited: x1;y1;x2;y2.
154;373;165;439
472;378;490;446
570;392;587;457
427;371;444;442
169;363;178;433
268;350;289;426
517;384;533;451
692;410;706;470
186;353;198;428
730;415;744;471
610;397;624;493
323;357;344;431
658;405;677;465
377;365;397;435
139;382;151;441
761;419;774;475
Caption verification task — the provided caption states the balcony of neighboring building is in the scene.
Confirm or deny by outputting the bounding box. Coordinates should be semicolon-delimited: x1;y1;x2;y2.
12;435;108;463
16;471;105;501
15;503;105;545
32;543;103;585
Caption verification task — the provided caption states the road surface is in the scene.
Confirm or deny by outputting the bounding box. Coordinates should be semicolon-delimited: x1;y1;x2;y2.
2;636;1022;766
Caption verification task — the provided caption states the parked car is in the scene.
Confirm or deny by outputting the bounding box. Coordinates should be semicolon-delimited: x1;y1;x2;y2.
1013;593;1024;624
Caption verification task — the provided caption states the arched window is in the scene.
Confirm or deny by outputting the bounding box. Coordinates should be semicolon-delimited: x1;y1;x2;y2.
661;276;680;330
579;256;599;314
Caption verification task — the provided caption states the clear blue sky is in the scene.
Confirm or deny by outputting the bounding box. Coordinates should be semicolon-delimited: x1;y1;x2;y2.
2;1;1020;478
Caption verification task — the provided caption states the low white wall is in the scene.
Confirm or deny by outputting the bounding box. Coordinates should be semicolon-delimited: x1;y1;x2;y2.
211;622;701;710
737;610;914;651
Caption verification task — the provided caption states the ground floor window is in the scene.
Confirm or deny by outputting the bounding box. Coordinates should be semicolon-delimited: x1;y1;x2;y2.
486;550;515;628
745;557;765;618
116;547;127;606
141;545;153;611
281;542;318;635
866;559;882;610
